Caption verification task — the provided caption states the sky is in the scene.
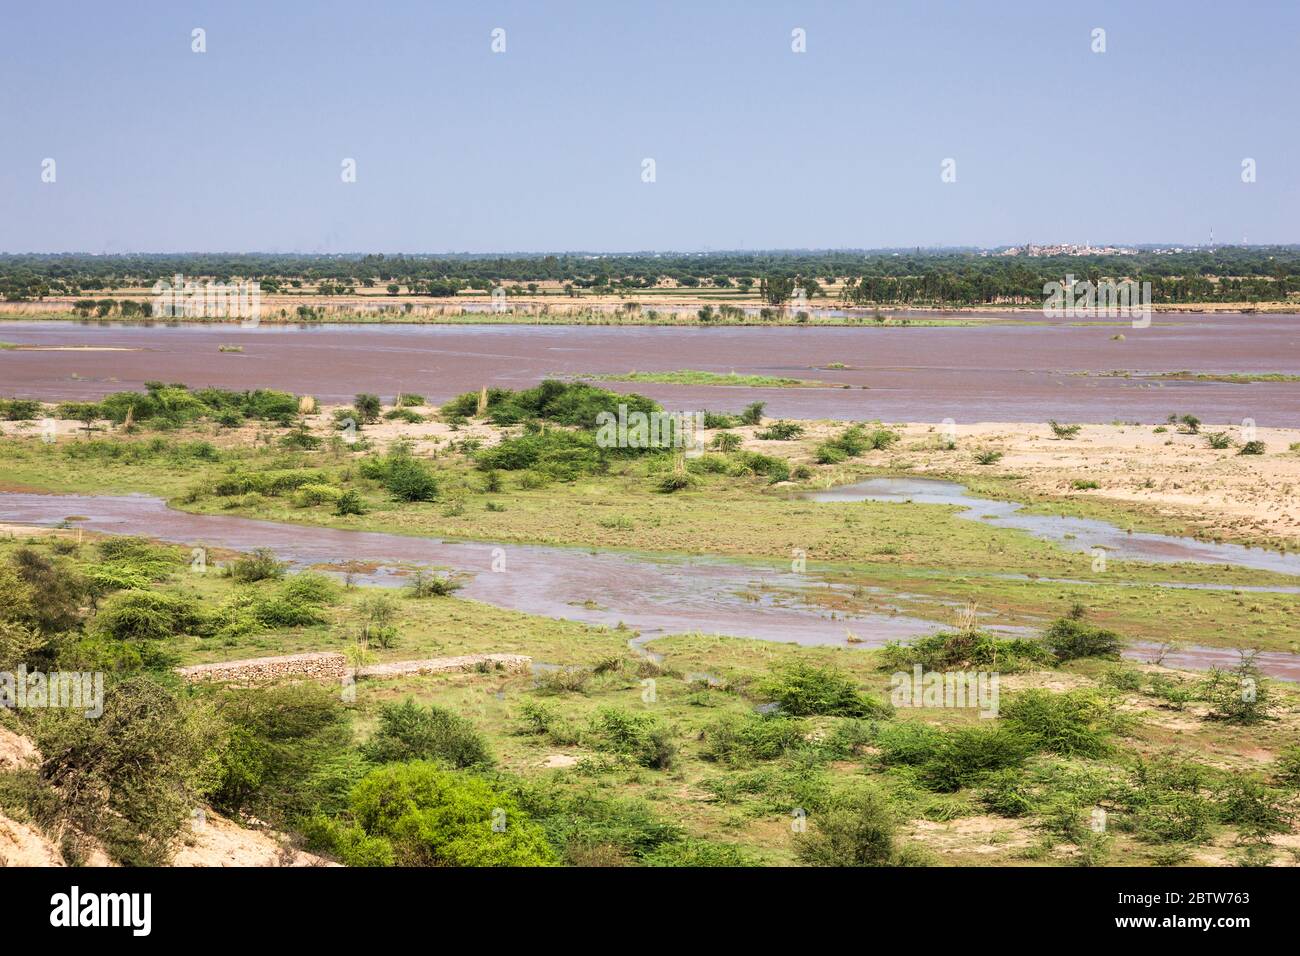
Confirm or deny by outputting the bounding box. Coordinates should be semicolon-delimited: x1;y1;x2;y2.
1;0;1297;254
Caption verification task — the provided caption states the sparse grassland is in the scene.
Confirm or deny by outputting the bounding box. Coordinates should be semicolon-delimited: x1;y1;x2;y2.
3;529;1297;868
1;388;1298;656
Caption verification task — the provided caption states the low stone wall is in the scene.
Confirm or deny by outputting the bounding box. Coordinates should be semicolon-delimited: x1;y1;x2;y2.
177;652;531;686
177;652;348;686
358;653;532;678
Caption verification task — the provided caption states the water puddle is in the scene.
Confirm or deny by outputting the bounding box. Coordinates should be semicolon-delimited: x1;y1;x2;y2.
804;477;1300;576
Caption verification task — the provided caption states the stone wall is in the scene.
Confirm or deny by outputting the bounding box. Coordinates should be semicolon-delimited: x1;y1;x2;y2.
177;651;531;686
177;652;348;686
358;653;532;678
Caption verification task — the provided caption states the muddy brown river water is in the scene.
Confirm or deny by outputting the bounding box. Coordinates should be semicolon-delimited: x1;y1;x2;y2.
3;315;1299;424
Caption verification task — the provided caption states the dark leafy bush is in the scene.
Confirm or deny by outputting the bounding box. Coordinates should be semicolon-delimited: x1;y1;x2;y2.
756;421;804;441
1042;616;1122;661
361;450;439;502
587;707;677;769
33;676;212;865
228;548;286;583
878;629;1053;673
362;699;492;769
476;428;606;480
207;682;353;823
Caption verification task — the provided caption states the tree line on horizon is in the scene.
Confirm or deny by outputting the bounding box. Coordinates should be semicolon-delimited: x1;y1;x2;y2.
1;248;1298;307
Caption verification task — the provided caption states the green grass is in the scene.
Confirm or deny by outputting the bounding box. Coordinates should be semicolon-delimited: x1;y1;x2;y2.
3;430;1299;653
4;529;1299;868
1096;370;1300;384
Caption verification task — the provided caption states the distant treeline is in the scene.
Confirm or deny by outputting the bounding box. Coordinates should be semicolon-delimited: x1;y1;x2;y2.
1;248;1298;306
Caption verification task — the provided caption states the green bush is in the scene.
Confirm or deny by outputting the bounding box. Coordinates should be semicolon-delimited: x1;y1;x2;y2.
915;726;1034;792
354;393;382;423
361;450;439;502
0;398;42;420
94;589;205;641
9;548;87;635
701;713;805;764
756;421;804;441
476;428;607;480
587;707;677;769
1042;616;1122;661
756;662;891;718
729;451;791;482
363;699;492;769
1133;793;1215;844
446;379;658;429
1274;746;1300;788
874;721;943;766
795;789;903;866
207;682;353;823
228;548;286;583
999;690;1118;758
710;431;743;452
292;483;342;507
877;629;1053;673
1216;776;1292;839
508;783;681;863
246;575;338;628
980;768;1036;817
334;490;366;515
32;676;212;865
1202;656;1273;724
340;762;557;866
814;425;898;463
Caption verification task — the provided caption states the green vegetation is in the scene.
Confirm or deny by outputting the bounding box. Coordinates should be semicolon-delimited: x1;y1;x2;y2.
813;424;899;464
1048;421;1081;440
1;528;1298;869
5;247;1300;309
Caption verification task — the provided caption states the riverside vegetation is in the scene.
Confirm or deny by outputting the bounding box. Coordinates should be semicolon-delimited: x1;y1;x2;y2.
1;380;1298;866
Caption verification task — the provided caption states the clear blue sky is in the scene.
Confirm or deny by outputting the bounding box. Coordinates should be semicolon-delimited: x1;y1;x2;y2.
1;0;1296;253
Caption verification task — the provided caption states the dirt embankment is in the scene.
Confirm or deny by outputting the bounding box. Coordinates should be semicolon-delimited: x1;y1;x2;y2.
0;725;330;868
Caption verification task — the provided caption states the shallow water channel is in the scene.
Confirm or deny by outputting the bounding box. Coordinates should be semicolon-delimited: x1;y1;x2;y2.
2;487;1296;680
